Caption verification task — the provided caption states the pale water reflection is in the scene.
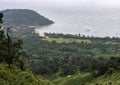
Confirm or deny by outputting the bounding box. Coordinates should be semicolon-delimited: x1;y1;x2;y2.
36;8;120;37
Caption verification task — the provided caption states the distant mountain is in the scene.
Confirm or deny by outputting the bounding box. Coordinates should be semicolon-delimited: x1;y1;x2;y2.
1;9;54;26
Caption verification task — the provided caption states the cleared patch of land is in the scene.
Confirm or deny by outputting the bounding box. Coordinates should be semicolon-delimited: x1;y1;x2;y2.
42;37;91;43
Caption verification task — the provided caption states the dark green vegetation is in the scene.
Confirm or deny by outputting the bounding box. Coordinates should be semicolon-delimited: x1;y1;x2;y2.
9;22;120;84
1;9;54;26
23;33;120;75
0;14;27;69
1;11;120;85
0;64;41;85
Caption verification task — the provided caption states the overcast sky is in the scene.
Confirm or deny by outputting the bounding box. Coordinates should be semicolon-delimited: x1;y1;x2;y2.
1;0;120;10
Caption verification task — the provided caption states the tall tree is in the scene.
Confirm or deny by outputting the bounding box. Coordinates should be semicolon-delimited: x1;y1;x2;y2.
0;13;5;62
7;28;13;68
0;13;26;69
0;13;4;39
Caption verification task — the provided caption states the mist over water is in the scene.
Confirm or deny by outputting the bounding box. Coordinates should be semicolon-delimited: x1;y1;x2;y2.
36;7;120;37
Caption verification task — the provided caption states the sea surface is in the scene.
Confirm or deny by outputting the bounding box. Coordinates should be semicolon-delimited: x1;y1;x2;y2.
36;7;120;37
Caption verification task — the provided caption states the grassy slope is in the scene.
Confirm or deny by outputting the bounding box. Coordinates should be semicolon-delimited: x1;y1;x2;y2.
88;72;120;85
0;64;39;85
0;64;54;85
50;72;120;85
2;64;119;85
42;37;91;43
42;37;120;45
53;73;92;85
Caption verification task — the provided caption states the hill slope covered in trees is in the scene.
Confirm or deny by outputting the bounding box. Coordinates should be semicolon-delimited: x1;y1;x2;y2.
1;9;54;26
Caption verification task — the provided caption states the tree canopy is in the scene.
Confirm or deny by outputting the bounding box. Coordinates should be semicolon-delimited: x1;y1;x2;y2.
0;13;26;69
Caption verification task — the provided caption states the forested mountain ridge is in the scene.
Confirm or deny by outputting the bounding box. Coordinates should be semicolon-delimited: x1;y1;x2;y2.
1;9;54;26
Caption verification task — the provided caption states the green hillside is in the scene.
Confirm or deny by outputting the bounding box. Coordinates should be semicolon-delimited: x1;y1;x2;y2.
52;73;92;85
0;64;40;85
1;9;54;26
45;72;120;85
89;72;120;85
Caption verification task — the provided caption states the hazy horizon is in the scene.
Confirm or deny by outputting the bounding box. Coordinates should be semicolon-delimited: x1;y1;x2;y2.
1;0;120;11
